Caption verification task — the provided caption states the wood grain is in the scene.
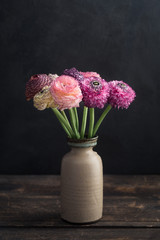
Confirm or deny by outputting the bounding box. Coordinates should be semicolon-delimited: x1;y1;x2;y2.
0;228;160;240
0;175;160;227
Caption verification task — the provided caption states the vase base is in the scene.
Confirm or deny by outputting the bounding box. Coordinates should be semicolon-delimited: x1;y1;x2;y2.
60;216;102;225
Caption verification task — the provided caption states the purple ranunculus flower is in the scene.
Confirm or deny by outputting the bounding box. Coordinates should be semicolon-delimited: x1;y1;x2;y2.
63;67;84;81
25;74;58;101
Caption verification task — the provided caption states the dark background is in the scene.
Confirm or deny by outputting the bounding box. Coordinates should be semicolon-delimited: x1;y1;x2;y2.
0;0;160;174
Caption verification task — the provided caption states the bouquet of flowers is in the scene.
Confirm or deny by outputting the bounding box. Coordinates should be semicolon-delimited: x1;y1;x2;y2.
25;67;136;139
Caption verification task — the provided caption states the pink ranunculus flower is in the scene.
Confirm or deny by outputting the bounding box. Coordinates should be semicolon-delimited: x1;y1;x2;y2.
108;80;136;109
25;74;58;101
50;75;83;110
79;77;110;108
79;71;101;78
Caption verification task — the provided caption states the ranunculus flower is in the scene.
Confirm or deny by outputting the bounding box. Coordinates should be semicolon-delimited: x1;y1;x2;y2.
48;74;59;81
33;86;57;110
79;77;110;108
25;74;58;101
108;80;136;109
63;67;84;81
79;71;101;78
50;75;83;110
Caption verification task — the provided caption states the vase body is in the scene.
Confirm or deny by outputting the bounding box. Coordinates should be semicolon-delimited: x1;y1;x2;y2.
60;137;103;224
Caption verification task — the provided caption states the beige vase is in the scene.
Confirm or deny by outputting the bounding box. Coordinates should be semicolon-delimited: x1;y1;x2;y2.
60;136;103;224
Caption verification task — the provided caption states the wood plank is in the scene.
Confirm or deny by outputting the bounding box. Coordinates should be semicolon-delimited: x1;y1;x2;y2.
0;175;160;196
0;228;160;240
0;175;160;227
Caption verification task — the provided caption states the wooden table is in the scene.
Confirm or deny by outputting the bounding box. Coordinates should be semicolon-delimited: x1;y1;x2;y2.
0;175;160;239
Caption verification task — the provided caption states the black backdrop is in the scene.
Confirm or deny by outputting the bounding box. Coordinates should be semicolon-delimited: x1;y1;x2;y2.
1;0;160;174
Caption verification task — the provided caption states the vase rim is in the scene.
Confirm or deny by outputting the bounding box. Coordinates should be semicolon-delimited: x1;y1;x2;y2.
67;136;98;148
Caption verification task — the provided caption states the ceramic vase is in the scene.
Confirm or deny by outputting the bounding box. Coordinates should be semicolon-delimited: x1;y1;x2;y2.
60;136;103;224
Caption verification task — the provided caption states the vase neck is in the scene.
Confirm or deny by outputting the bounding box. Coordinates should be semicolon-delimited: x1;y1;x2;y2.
70;146;93;154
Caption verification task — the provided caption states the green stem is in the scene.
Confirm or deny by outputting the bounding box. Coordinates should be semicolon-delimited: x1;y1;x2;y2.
61;110;72;129
73;107;79;131
60;110;68;121
57;119;72;137
88;108;94;138
52;108;74;137
61;110;76;138
80;106;88;139
69;108;80;139
93;104;112;136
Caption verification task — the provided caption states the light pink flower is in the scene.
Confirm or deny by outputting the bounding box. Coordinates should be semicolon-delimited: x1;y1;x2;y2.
33;86;57;110
108;81;136;109
79;71;100;78
50;75;83;110
79;77;110;108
